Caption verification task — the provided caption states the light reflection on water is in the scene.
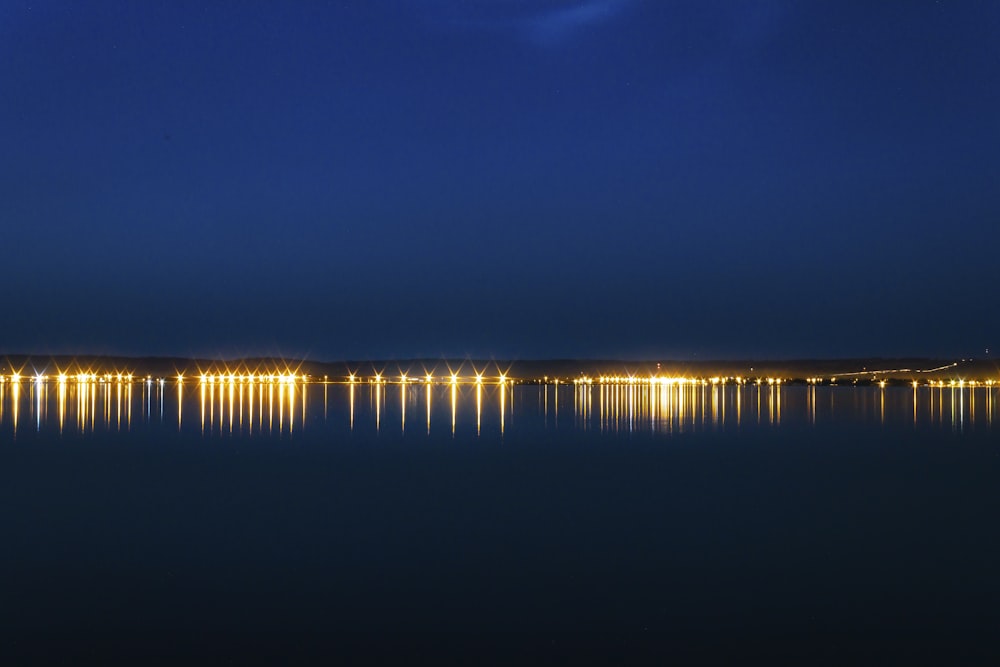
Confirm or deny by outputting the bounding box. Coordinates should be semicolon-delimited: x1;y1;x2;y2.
0;378;996;438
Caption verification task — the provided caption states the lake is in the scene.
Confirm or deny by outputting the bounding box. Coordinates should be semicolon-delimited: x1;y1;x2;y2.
2;378;998;662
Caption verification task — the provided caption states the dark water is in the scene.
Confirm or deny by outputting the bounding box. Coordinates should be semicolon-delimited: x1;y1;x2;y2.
2;380;999;662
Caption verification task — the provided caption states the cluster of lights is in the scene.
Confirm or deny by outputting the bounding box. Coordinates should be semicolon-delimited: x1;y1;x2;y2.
359;372;505;385
198;372;301;384
590;375;758;386
0;371;136;384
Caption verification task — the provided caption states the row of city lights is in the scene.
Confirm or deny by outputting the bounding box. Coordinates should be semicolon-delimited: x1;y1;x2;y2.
1;373;997;387
578;376;769;386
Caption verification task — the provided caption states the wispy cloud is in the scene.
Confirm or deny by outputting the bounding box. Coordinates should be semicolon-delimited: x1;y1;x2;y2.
425;0;634;46
522;0;631;45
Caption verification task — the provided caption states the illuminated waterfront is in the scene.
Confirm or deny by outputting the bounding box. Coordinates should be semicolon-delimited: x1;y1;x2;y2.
1;372;996;437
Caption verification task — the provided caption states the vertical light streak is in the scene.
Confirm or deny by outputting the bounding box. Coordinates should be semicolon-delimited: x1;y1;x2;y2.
584;385;594;428
218;379;225;435
959;385;964;432
711;384;718;427
610;384;617;433
543;384;548;425
767;386;774;425
700;383;706;427
248;380;254;435
877;385;884;425
268;383;274;433
736;384;742;426
756;384;762;425
574;384;580;425
349;382;355;431
500;382;506;436
105;381;111;426
116;381;122;432
35;381;42;432
476;383;482;436
401;382;407;435
673;384;680;434
11;379;20;435
375;381;381;433
721;383;726;426
599;384;605;432
950;386;957;431
426;382;432;435
78;381;85;432
451;383;457;437
555;383;560;428
776;384;781;425
969;385;975;424
229;381;235;434
279;383;286;435
58;380;66;434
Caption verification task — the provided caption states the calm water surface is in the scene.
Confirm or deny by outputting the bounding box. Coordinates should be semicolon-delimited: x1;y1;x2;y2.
2;380;998;661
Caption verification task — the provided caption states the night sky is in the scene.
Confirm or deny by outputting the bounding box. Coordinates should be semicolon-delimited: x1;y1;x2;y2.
2;1;997;360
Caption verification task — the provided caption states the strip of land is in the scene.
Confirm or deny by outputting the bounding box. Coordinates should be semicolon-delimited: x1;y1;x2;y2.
1;355;997;384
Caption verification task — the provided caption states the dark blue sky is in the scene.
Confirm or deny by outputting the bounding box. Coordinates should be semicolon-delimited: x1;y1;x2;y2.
2;1;997;360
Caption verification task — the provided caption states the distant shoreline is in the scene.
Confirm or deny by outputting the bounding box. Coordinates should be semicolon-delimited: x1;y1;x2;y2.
1;354;997;384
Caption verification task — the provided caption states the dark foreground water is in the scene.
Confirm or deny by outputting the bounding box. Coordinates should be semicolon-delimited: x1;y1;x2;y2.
1;381;998;662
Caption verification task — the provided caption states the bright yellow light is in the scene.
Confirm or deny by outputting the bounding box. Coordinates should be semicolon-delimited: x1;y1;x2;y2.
450;373;458;385
498;373;507;384
425;374;433;383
